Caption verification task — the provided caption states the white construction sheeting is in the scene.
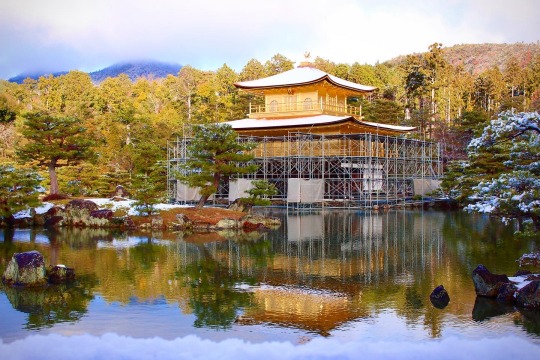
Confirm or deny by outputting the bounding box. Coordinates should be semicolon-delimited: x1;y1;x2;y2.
413;179;441;196
229;179;255;202
287;178;324;203
287;214;324;242
340;163;383;191
176;183;213;202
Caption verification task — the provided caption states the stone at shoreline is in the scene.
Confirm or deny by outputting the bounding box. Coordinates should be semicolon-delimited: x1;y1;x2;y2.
90;209;113;219
65;199;99;212
44;215;64;227
151;216;164;229
216;218;239;229
430;285;450;309
496;282;518;304
516;280;540;309
240;214;281;231
47;265;76;284
514;270;532;277
2;251;47;287
472;265;510;297
227;199;251;213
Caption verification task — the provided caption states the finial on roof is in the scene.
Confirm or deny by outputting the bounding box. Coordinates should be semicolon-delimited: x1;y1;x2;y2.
298;51;314;68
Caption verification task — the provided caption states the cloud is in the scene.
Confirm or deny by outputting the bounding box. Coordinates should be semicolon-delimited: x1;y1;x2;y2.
0;0;539;79
1;333;539;360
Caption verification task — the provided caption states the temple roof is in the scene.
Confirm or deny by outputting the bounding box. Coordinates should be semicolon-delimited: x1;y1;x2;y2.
235;67;376;94
225;115;414;133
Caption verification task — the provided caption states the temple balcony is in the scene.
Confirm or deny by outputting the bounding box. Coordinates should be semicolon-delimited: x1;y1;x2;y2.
248;100;362;119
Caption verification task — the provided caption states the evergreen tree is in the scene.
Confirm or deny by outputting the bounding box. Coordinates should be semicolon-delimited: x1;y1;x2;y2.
239;180;277;214
16;112;95;195
180;123;257;209
0;165;42;224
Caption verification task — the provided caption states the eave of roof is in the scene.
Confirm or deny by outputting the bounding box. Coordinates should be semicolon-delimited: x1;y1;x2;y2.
235;67;376;93
224;115;415;133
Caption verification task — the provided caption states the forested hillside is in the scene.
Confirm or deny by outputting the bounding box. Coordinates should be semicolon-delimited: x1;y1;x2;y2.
7;61;182;84
1;44;540;199
388;42;540;75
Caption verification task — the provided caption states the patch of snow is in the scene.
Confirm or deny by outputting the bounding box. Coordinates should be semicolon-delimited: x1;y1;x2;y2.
13;202;55;219
508;276;533;290
86;198;188;216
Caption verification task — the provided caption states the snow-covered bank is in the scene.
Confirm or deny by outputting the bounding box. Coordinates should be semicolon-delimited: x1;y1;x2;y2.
1;333;539;360
89;198;188;216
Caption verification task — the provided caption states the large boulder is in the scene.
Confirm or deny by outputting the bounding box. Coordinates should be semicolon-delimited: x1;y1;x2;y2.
65;199;99;212
240;214;281;231
516;280;540;309
496;282;518;304
472;265;510;297
216;218;239;229
430;285;450;309
2;251;47;287
90;209;114;219
47;265;76;284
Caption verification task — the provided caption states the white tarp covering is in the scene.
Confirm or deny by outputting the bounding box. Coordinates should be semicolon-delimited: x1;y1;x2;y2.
229;179;255;202
413;179;441;196
176;183;213;202
287;214;324;241
287;178;324;203
341;163;383;191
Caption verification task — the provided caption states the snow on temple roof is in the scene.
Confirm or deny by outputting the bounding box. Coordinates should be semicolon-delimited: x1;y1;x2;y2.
235;67;376;93
225;115;415;132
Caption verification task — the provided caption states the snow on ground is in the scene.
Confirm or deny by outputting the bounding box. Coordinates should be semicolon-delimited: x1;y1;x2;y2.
13;198;188;219
87;198;188;216
1;333;539;360
13;203;55;219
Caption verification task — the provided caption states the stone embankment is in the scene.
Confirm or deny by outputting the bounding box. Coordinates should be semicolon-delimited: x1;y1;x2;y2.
472;264;540;309
7;199;281;232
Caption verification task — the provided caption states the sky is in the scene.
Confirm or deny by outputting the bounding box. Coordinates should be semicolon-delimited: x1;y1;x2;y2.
0;0;539;80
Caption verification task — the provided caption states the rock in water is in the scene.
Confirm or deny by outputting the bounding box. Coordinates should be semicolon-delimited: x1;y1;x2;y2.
472;265;510;297
496;282;518;304
516;280;540;309
2;251;47;287
430;285;450;308
48;265;76;284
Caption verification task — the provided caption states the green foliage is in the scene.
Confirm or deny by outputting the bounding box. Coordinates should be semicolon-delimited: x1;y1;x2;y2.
16;112;95;195
0;94;17;124
264;53;294;76
240;180;278;208
180;123;257;209
0;164;42;222
443;112;540;233
132;161;167;216
362;98;404;124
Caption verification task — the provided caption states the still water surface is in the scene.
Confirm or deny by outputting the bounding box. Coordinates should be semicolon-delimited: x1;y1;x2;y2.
1;209;539;345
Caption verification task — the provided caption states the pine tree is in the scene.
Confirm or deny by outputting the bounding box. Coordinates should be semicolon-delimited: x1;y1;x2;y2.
0;165;42;224
16;112;95;195
180;123;257;209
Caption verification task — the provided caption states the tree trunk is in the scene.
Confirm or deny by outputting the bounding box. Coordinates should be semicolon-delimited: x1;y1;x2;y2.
195;194;209;210
49;161;59;195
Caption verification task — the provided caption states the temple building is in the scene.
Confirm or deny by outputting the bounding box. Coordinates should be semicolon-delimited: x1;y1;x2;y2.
168;63;441;207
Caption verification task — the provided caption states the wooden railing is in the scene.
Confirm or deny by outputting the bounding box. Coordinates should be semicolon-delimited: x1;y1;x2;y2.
249;100;362;118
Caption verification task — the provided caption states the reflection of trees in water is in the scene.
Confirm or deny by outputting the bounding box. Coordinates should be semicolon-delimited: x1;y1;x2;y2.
182;244;254;329
2;275;97;329
2;212;537;337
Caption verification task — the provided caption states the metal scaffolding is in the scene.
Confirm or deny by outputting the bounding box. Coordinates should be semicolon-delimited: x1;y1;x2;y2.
167;132;441;208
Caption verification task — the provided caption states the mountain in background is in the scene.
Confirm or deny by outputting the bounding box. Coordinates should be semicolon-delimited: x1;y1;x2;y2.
387;42;540;74
8;60;182;84
89;61;182;82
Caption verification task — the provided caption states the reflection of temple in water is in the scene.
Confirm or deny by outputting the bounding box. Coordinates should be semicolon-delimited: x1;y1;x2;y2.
171;210;446;333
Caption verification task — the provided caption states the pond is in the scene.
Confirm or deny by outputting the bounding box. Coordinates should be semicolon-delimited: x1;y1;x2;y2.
1;209;539;356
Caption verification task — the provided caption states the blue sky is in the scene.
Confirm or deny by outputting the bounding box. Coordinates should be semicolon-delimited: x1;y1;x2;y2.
1;0;539;80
